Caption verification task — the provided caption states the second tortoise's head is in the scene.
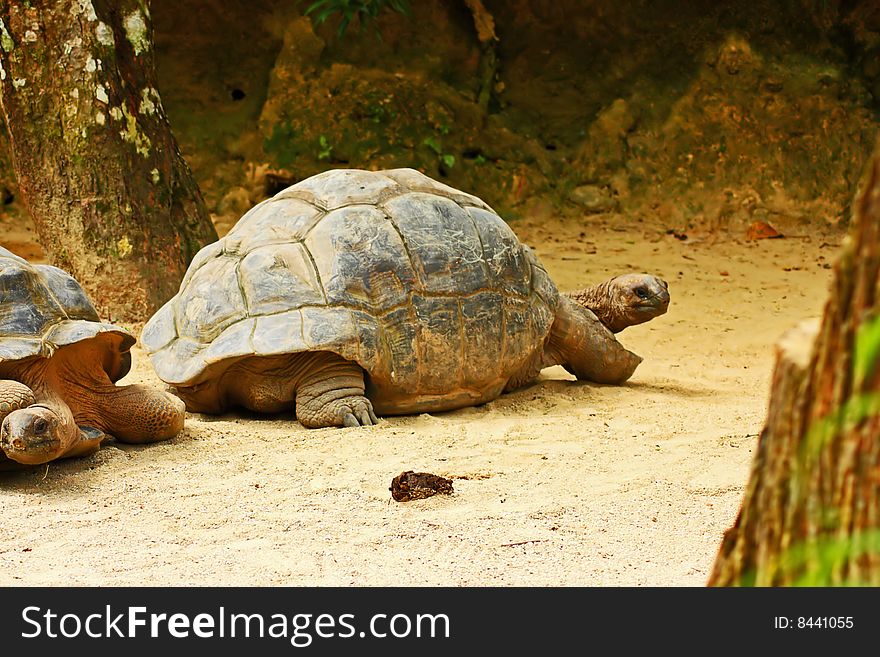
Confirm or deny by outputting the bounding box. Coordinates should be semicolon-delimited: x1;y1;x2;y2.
602;273;670;332
0;405;75;465
570;274;669;333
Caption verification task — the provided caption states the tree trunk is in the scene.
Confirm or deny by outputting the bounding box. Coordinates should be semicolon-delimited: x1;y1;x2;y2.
0;0;217;323
463;0;498;114
709;143;880;586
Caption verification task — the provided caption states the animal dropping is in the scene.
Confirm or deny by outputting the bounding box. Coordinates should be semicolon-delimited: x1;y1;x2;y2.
390;470;454;502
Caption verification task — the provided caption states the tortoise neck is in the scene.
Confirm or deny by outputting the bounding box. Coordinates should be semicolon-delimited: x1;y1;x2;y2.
39;345;116;430
0;357;55;401
0;356;79;445
567;282;628;334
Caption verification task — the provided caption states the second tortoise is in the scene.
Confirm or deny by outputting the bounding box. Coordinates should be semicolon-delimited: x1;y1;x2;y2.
141;168;669;428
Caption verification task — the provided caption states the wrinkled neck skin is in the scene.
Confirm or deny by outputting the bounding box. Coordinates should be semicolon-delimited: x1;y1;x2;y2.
2;346;118;433
567;280;629;333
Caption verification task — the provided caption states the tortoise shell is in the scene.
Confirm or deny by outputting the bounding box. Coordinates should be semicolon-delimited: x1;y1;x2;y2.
0;246;133;381
141;168;558;410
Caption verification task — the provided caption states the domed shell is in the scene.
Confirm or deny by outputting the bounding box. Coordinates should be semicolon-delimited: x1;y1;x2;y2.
0;246;134;379
142;168;558;407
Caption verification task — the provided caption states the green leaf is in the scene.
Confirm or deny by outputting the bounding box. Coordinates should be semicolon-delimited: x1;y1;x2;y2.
422;136;442;154
854;313;880;386
303;0;328;15
299;0;410;38
338;14;352;36
441;154;456;169
317;134;333;160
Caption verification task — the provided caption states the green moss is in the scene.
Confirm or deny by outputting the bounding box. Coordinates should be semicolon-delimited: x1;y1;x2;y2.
115;103;151;157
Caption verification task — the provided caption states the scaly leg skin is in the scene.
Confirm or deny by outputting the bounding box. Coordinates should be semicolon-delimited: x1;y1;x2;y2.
546;296;642;384
0;380;36;424
0;383;33;467
96;384;186;444
295;354;379;428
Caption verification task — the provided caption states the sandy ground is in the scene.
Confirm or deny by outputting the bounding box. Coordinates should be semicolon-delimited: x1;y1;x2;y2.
0;212;838;586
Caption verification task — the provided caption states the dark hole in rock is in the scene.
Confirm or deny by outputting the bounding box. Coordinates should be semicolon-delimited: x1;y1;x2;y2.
230;88;245;101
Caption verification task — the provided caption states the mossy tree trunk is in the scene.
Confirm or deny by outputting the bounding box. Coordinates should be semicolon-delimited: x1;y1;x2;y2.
0;0;217;323
709;144;880;586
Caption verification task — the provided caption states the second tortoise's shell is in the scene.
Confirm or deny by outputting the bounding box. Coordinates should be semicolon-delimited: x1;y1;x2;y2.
142;168;558;411
0;245;133;380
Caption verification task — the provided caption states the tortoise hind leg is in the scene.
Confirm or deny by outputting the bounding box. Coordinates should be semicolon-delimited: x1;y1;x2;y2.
294;352;379;428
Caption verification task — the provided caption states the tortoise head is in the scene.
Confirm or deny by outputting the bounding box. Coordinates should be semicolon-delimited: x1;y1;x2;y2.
611;274;669;314
604;273;670;332
0;405;76;465
586;274;669;333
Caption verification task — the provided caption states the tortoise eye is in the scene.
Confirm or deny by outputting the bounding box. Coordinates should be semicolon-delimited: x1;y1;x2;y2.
33;417;48;434
634;287;650;299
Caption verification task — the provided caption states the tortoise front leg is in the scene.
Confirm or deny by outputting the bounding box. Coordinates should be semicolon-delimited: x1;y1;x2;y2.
294;352;379;428
0;383;34;468
92;384;186;444
546;296;643;384
0;379;36;424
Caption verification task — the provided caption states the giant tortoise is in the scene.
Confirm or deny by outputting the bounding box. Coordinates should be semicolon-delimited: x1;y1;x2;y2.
0;246;185;465
141;168;669;428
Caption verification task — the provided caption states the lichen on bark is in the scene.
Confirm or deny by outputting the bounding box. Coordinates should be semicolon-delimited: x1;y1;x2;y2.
0;19;14;52
123;8;149;55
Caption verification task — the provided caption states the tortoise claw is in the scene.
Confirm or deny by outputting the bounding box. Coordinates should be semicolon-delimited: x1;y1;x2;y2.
339;397;378;427
358;408;374;426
